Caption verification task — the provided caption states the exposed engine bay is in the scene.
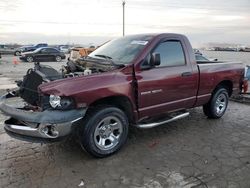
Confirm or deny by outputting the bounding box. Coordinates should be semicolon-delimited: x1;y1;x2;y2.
15;58;119;106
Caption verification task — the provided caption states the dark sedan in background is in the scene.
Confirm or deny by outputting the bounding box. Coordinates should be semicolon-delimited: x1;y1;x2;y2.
14;43;48;56
20;47;66;62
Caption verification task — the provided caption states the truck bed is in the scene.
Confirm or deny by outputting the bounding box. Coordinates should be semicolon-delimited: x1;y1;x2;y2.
195;61;244;106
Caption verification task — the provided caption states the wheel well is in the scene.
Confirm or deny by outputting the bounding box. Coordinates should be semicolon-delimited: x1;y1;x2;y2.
215;80;233;96
87;96;135;124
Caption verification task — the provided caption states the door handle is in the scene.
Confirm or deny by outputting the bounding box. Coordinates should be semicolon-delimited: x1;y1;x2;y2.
181;72;192;77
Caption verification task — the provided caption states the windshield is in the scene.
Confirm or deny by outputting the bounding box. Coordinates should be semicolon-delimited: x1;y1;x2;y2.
88;35;153;64
33;48;43;53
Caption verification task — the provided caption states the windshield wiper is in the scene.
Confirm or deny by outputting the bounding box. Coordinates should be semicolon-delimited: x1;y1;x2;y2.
95;54;113;60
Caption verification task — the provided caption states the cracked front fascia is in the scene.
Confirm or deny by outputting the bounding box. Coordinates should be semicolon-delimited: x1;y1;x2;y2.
0;102;86;124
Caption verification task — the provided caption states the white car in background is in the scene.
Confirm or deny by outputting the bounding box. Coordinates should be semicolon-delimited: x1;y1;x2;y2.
59;46;70;54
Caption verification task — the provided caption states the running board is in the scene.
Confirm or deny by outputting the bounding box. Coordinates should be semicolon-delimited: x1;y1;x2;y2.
136;112;190;129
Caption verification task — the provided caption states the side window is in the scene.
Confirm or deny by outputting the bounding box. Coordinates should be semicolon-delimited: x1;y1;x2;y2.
153;41;186;67
49;48;58;53
40;49;47;53
44;48;57;53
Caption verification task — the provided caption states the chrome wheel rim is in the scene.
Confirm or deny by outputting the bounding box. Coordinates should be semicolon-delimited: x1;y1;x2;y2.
56;56;61;62
215;93;227;115
27;57;33;62
16;52;20;56
94;116;123;150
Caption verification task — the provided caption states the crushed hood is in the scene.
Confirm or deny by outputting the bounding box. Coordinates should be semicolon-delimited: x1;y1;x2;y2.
39;66;133;97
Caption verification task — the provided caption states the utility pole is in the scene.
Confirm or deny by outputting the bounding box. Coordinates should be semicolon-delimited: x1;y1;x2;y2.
122;1;125;36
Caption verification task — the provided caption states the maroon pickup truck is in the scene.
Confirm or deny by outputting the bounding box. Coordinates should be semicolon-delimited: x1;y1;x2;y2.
0;33;247;157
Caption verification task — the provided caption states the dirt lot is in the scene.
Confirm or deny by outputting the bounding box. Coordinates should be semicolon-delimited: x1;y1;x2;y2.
0;55;250;188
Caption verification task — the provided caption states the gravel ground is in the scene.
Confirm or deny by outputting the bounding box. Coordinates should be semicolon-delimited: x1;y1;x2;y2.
0;55;250;188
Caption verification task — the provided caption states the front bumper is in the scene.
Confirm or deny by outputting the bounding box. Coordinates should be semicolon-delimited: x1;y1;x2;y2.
0;102;86;142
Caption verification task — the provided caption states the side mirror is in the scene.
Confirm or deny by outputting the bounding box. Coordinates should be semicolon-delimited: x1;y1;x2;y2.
150;53;161;66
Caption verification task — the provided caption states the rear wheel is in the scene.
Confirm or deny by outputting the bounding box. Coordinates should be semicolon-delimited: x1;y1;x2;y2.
55;56;62;62
14;51;21;56
26;56;33;63
78;106;129;158
203;87;229;119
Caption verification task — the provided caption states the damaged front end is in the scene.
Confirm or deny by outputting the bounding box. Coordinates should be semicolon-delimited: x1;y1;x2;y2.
0;58;122;142
1;102;85;142
0;62;89;142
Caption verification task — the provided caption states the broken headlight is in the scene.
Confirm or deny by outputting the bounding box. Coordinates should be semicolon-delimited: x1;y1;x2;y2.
49;95;75;110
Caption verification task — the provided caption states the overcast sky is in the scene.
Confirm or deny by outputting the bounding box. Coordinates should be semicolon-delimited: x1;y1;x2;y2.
0;0;249;47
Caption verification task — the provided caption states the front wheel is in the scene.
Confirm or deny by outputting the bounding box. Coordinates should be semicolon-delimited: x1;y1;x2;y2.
78;106;129;158
203;87;229;119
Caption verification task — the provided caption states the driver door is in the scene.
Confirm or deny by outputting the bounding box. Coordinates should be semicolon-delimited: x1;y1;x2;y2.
136;38;199;118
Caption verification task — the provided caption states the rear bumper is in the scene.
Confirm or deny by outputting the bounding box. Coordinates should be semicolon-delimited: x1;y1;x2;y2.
0;102;86;142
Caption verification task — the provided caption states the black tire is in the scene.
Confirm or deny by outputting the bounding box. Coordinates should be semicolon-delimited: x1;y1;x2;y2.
26;56;33;63
203;87;229;119
55;56;62;62
78;106;129;158
14;51;21;56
